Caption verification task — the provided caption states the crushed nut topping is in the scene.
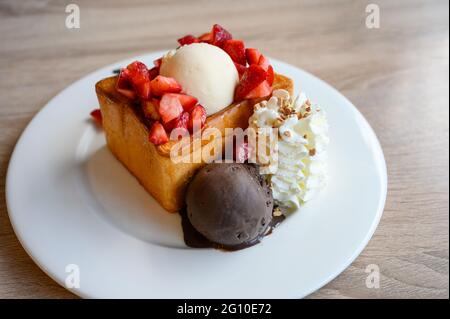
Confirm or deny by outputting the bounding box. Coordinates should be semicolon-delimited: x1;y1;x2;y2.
273;119;283;127
273;207;283;217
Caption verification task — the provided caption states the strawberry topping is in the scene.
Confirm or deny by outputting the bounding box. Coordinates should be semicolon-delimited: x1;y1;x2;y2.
148;66;159;80
234;62;247;78
150;75;182;97
116;68;136;99
234;65;268;101
223;39;246;65
198;32;213;43
244;80;272;99
245;48;262;65
171;93;198;112
267;65;274;86
165;111;190;132
153;58;163;68
126;61;152;100
159;93;184;123
188;105;207;132
178;35;200;46
90;109;103;126
149;122;169;145
211;24;232;47
257;54;270;71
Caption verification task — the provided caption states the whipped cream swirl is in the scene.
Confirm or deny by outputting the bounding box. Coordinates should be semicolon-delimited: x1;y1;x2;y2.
248;89;329;211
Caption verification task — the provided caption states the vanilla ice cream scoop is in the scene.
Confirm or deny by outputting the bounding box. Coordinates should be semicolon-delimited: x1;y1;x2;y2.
160;43;239;115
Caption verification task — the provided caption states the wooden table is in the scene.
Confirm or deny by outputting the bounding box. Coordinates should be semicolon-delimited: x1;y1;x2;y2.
0;0;448;299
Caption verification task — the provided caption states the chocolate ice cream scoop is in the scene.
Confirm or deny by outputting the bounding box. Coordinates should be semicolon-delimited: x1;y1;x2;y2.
185;163;274;249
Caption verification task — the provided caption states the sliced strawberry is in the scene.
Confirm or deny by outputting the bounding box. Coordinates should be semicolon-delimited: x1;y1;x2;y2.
135;81;151;100
142;100;160;121
199;32;212;43
116;68;136;99
148;66;159;80
127;61;150;83
174;94;198;112
234;64;267;101
126;61;151;99
178;35;200;46
149;122;169;145
244;80;272;99
188;105;207;132
211;24;232;47
149;58;163;80
165;111;190;132
256;55;274;85
159;93;184;123
267;65;274;86
245;48;262;65
234;62;247;78
150;75;182;96
90;109;103;126
153;58;163;68
258;54;270;71
222;39;246;65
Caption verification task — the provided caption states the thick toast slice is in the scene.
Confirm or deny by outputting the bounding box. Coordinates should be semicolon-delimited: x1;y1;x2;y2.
95;73;293;212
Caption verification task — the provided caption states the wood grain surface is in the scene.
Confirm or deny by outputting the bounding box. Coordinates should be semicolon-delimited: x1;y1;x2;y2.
0;0;448;299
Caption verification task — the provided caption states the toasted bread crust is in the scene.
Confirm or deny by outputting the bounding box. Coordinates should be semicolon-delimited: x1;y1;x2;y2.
95;74;293;212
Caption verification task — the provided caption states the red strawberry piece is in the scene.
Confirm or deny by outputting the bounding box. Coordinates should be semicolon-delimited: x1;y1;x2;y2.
142;100;160;121
149;121;169;145
244;80;272;99
148;66;159;80
258;54;270;71
234;64;267;101
135;81;151;100
211;24;232;47
159;93;184;123
150;75;182;97
234;62;247;78
188;105;207;132
178;35;200;46
267;65;274;86
90;109;103;126
171;94;198;112
116;68;136;99
222;39;246;65
245;48;262;65
165;111;190;132
199;32;212;43
153;58;163;68
126;61;151;99
127;61;150;84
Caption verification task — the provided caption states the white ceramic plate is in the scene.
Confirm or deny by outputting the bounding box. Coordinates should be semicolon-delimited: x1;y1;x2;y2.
6;52;387;299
